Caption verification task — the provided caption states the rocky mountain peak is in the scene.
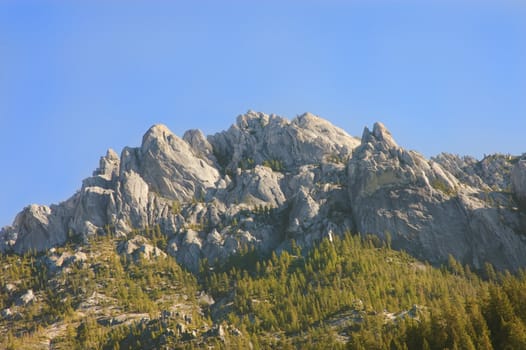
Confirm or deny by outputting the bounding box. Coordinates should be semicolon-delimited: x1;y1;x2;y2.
183;129;217;167
1;113;526;273
292;112;322;126
348;122;526;271
361;122;399;150
94;148;120;180
142;124;173;144
182;129;208;151
140;124;188;158
209;111;360;174
234;110;284;130
105;148;119;161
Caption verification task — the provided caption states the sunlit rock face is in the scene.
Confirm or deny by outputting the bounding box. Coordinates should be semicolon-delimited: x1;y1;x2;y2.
348;123;526;271
2;112;526;272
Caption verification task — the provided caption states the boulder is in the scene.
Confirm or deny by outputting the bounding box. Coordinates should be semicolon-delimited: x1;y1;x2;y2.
119;235;166;260
17;289;35;306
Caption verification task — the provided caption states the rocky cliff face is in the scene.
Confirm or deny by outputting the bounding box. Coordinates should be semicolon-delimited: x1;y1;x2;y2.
2;112;526;272
348;123;526;270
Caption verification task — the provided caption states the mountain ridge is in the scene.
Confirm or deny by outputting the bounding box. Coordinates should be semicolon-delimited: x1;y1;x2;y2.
2;111;526;272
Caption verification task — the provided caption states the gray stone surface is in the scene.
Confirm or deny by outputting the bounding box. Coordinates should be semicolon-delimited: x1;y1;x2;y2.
118;235;167;260
512;159;526;208
348;123;526;271
2;112;526;272
208;111;360;171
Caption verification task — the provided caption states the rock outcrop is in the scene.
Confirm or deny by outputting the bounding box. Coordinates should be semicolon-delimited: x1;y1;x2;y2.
348;123;526;270
1;112;526;272
118;235;167;260
208;111;360;172
512;159;526;209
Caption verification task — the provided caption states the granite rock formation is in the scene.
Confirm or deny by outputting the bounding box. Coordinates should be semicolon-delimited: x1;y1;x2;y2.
2;112;525;272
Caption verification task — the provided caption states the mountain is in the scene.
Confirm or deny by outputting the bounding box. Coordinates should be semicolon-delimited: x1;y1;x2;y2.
3;111;526;349
2;111;526;272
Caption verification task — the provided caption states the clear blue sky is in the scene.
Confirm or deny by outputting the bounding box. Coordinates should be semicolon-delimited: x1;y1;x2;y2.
1;1;525;227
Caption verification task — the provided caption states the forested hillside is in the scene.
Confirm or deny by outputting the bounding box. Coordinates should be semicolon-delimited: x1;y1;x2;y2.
2;112;526;349
2;231;526;349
